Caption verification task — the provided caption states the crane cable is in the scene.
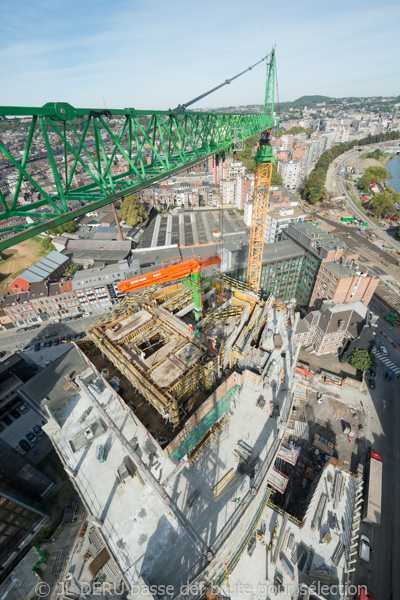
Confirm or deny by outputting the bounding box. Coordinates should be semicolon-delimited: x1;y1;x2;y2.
173;53;272;113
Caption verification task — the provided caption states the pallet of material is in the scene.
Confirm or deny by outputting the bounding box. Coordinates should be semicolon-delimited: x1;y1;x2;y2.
312;438;334;456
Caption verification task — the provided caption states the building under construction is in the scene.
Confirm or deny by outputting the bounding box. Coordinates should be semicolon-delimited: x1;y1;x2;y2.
82;268;277;461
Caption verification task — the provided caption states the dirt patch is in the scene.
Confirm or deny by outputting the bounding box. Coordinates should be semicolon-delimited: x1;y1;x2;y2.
349;157;384;169
0;239;44;296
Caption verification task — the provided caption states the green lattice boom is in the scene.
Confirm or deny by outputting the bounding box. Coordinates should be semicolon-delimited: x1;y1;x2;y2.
0;53;275;250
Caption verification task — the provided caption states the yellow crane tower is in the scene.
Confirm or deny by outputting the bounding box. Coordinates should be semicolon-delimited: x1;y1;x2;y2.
246;129;275;290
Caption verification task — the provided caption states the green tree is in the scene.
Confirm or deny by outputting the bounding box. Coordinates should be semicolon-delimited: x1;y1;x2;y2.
359;166;390;193
270;165;283;186
119;194;148;226
303;168;327;204
347;349;375;372
40;237;55;253
370;190;396;217
48;220;77;235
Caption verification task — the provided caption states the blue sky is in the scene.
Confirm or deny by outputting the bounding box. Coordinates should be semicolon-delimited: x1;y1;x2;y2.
1;0;399;109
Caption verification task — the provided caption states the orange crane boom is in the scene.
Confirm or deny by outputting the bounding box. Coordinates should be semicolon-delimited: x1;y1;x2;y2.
117;254;221;294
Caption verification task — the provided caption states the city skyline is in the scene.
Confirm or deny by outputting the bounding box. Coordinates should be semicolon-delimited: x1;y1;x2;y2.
1;0;399;109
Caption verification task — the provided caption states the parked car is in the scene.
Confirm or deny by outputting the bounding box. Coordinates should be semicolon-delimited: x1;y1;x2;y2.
28;324;40;330
40;342;45;348
2;416;12;426
386;371;392;380
16;328;26;333
66;335;72;342
19;404;28;413
45;341;53;348
370;367;376;377
33;424;44;437
32;336;42;342
25;432;38;444
19;439;30;452
22;345;31;352
62;317;71;322
54;339;60;346
359;535;371;562
10;408;20;419
368;379;376;389
83;312;91;317
53;319;60;324
34;343;40;352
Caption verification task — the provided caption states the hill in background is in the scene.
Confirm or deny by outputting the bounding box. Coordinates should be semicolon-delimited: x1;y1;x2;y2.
292;95;333;105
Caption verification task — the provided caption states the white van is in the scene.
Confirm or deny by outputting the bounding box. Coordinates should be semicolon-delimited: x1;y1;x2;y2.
359;535;371;562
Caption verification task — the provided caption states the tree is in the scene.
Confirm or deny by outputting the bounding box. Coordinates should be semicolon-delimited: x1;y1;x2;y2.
119;194;148;226
303;168;327;204
359;166;389;193
347;349;375;372
370;190;396;217
40;237;55;253
271;165;284;186
48;220;77;235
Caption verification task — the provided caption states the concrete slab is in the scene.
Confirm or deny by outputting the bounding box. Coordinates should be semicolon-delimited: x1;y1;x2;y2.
143;338;181;369
150;343;203;388
105;310;153;341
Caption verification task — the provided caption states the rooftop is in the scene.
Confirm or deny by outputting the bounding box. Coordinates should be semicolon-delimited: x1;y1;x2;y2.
10;251;68;286
324;259;371;279
39;309;296;594
268;204;306;222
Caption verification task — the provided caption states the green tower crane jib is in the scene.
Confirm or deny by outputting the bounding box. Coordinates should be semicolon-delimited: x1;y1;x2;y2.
0;52;277;251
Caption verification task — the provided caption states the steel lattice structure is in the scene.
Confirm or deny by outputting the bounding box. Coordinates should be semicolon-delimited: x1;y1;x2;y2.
0;52;276;251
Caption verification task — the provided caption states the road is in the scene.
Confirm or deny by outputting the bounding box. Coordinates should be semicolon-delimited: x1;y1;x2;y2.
0;313;102;353
326;145;400;253
353;321;400;600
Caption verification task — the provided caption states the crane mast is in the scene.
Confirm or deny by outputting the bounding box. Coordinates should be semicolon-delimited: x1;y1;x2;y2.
246;130;275;290
247;48;276;291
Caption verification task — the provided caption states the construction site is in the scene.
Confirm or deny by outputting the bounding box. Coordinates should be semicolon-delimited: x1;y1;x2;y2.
28;257;363;599
27;74;363;599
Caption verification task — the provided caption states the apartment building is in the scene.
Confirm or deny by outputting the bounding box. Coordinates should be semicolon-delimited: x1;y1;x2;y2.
264;205;307;243
286;223;378;308
72;260;140;310
277;160;302;189
1;280;81;326
309;260;378;308
294;301;368;355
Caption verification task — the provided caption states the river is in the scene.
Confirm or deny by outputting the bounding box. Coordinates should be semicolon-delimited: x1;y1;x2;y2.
387;154;400;192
